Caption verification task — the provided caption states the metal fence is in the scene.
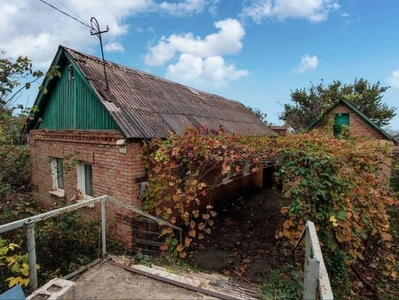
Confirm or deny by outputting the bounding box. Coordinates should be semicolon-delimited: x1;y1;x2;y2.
0;195;182;293
293;221;334;300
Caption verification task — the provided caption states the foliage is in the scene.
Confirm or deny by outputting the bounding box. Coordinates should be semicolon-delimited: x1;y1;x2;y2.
35;212;102;283
0;238;38;294
141;126;274;258
280;79;396;131
260;265;302;300
274;132;398;298
246;106;274;125
141;126;398;298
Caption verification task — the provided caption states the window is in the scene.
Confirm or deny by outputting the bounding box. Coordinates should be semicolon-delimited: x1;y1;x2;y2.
51;158;64;190
242;160;251;176
333;113;349;137
77;163;93;197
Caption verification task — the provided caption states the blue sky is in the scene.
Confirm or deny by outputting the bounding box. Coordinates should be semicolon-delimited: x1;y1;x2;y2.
1;0;398;131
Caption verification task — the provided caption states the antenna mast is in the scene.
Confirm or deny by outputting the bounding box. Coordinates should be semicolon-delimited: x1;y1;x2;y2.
90;17;109;90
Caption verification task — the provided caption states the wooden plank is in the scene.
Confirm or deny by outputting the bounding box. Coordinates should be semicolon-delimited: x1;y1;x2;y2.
134;230;160;236
135;239;163;247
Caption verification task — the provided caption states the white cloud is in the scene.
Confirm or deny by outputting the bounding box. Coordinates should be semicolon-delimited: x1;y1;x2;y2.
241;0;340;23
166;54;248;88
296;55;319;73
388;70;399;89
144;18;245;66
104;42;125;53
0;0;209;70
144;18;247;87
159;0;205;16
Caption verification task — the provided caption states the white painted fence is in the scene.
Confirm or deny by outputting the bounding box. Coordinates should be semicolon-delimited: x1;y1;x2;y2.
293;221;334;300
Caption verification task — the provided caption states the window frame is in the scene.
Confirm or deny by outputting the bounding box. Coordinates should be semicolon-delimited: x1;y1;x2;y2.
77;162;93;198
50;158;65;198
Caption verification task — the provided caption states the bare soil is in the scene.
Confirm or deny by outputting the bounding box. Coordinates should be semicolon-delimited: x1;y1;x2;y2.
188;188;292;284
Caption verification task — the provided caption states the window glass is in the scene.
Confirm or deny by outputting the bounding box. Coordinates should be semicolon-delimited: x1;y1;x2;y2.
84;164;93;196
51;158;64;190
56;159;64;189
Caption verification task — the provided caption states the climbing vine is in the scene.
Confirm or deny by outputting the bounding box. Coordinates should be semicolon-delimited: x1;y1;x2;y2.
141;127;398;297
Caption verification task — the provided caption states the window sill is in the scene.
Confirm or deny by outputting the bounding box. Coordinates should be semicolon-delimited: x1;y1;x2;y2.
222;179;233;185
49;190;65;198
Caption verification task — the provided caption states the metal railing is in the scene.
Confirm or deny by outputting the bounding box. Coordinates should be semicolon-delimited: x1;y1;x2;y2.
0;195;182;293
293;221;334;300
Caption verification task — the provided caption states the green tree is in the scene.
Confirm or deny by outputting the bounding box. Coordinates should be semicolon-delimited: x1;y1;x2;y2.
0;52;60;214
246;106;274;126
280;79;396;131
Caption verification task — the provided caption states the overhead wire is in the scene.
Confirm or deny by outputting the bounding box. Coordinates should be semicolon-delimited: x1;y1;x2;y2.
38;0;125;64
39;0;90;28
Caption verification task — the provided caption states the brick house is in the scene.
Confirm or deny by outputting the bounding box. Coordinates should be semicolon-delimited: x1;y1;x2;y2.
307;98;396;181
27;46;275;247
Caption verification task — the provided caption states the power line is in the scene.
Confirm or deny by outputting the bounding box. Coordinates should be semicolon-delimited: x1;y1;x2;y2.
39;0;90;28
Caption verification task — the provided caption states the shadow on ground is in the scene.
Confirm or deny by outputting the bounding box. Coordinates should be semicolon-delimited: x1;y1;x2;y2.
187;188;292;284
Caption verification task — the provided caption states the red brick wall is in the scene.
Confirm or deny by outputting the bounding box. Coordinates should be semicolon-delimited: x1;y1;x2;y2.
29;130;146;247
29;129;260;248
313;103;387;140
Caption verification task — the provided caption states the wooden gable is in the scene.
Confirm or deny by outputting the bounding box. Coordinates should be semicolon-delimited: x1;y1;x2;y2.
31;49;120;132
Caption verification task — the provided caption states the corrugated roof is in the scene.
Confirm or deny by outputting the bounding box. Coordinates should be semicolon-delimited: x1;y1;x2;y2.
62;46;275;139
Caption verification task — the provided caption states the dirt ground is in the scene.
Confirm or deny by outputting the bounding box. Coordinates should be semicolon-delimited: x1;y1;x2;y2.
74;263;219;300
188;188;292;284
73;188;291;299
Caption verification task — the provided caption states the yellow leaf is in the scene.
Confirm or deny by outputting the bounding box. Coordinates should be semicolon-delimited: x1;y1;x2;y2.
176;244;184;252
190;221;196;229
208;220;214;226
6;276;22;288
179;251;187;258
7;257;16;267
204;228;211;234
391;271;397;279
329;216;338;227
210;211;217;217
198;222;205;230
188;230;196;238
281;207;289;214
198;233;204;240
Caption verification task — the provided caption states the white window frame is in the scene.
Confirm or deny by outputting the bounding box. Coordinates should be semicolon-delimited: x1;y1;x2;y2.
50;158;65;197
77;162;93;198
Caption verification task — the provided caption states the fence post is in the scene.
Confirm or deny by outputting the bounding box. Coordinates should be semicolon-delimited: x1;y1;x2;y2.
304;258;320;300
26;221;37;293
101;198;106;257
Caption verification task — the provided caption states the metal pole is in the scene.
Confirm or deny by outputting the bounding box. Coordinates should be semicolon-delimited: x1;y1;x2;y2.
26;222;37;293
101;198;106;257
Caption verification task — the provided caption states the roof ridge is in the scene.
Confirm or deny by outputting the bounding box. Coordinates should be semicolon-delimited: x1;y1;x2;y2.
61;46;242;105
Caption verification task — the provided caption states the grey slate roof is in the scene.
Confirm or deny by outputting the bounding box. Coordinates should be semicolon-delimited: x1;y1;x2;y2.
62;46;275;139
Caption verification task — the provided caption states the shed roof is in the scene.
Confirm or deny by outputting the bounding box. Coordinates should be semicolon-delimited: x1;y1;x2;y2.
36;46;274;139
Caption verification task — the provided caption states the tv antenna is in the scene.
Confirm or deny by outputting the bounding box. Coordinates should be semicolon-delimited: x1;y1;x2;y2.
90;17;109;90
